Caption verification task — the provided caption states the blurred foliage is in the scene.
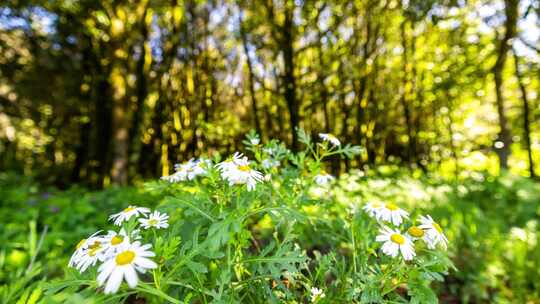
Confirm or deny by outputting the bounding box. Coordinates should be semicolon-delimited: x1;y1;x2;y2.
0;0;539;187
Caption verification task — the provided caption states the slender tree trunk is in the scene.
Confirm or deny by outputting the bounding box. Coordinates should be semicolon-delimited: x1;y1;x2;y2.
71;39;94;184
492;0;519;170
109;14;129;186
513;50;536;178
239;13;262;137
353;7;371;165
282;6;299;151
110;71;129;185
400;19;414;166
93;42;113;188
410;28;422;170
316;28;331;133
128;7;150;181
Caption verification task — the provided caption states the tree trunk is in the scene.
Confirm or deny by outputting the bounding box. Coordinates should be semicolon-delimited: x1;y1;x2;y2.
109;15;129;186
400;19;414;166
513;49;536;178
93;43;113;188
492;0;519;170
282;6;299;151
239;13;262;137
128;7;150;181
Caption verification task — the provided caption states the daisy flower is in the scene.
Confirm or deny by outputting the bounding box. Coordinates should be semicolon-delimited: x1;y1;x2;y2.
177;158;208;180
69;231;101;265
102;229;135;257
162;158;211;183
215;152;244;179
97;241;157;294
68;231;104;270
418;215;448;249
109;206;150;226
139;211;169;229
319;133;341;146
218;154;263;191
405;225;432;246
70;237;108;273
376;226;415;260
362;201;383;218
375;203;409;226
314;171;334;185
310;287;326;302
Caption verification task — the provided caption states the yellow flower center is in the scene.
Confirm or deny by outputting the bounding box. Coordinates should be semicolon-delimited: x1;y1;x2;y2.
123;206;135;213
433;223;443;233
76;239;86;249
386;203;399;211
88;242;101;256
111;235;123;245
148;219;158;226
390;233;405;245
115;250;135;265
408;226;424;238
89;241;101;250
238;165;250;172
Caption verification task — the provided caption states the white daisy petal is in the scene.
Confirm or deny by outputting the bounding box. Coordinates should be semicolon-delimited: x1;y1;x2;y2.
318;133;341;146
139;211;169;230
135;257;158;269
124;265;138;288
216;154;263;191
418;215;448;249
104;267;124;294
97;260;116;286
162;158;210;183
376;226;416;260
109;206;150;226
370;203;409;226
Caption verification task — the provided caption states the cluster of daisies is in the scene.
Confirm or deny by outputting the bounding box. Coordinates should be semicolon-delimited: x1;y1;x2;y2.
363;202;448;261
68;206;169;294
161;133;344;190
161;152;264;191
160;158;211;183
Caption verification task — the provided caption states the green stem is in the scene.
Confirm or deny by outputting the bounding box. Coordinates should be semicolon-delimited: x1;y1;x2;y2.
350;221;357;274
171;197;215;222
136;283;181;304
164;280;213;297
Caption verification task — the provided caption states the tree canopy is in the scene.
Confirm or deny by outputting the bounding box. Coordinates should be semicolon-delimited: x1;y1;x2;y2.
0;0;539;187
